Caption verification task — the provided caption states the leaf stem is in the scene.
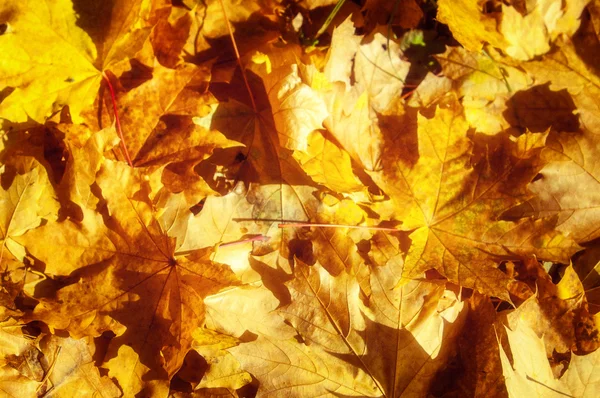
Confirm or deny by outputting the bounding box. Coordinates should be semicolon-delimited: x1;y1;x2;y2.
278;222;398;231
219;235;270;247
217;0;257;113
102;72;133;167
312;0;347;43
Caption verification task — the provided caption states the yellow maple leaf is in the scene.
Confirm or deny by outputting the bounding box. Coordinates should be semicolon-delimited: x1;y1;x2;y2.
369;101;580;299
229;336;382;397
21;160;240;382
500;321;600;397
36;335;121;397
0;0;154;123
0;160;58;270
501;0;590;60
436;0;507;52
435;46;533;135
508;129;600;243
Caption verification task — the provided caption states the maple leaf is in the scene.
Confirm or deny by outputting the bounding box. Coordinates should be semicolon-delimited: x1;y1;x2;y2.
508;129;600;244
319;18;411;170
500;321;600;397
192;72;367;276
435;47;532;135
437;0;589;61
259;62;328;153
500;0;590;61
0;165;53;266
2;0;600;396
191;328;252;391
0;159;59;303
100;62;237;167
406;72;453;109
51;124;120;212
436;0;507;53
368;101;580;299
293;130;365;193
103;344;170;397
362;0;423;30
168;0;282;63
229;336;382;397
0;317;41;397
204;284;296;340
268;256;468;396
504;264;600;356
36;334;121;397
520;39;600;134
21;160;240;381
445;293;509;397
0;0;155;123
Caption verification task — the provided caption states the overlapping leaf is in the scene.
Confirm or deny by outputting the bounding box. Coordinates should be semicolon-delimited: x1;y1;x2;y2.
21;160;240;383
369;101;579;299
0;0;155;123
1;0;600;396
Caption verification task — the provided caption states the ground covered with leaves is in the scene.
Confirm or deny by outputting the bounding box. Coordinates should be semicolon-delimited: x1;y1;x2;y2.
1;0;600;396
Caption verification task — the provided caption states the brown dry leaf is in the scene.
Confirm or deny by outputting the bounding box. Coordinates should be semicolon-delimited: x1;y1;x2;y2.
500;321;600;397
36;334;121;397
520;40;600;134
228;336;382;397
319;18;410;170
0;159;58;292
436;0;506;52
435;47;532;135
183;0;282;60
369;101;580;299
191;328;252;391
505;42;600;242
447;293;508;397
505;263;600;356
500;0;590;60
276;257;467;396
22;160;240;385
508;130;600;243
573;245;600;313
105;62;224;166
363;0;423;30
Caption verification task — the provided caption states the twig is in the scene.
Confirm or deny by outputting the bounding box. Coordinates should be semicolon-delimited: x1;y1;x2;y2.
279;222;398;232
312;0;347;44
217;0;257;113
219;235;270;247
102;72;133;167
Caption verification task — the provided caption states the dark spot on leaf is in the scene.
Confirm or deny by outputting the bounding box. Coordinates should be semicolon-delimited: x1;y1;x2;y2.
65;77;74;83
382;43;387;50
0;23;7;35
